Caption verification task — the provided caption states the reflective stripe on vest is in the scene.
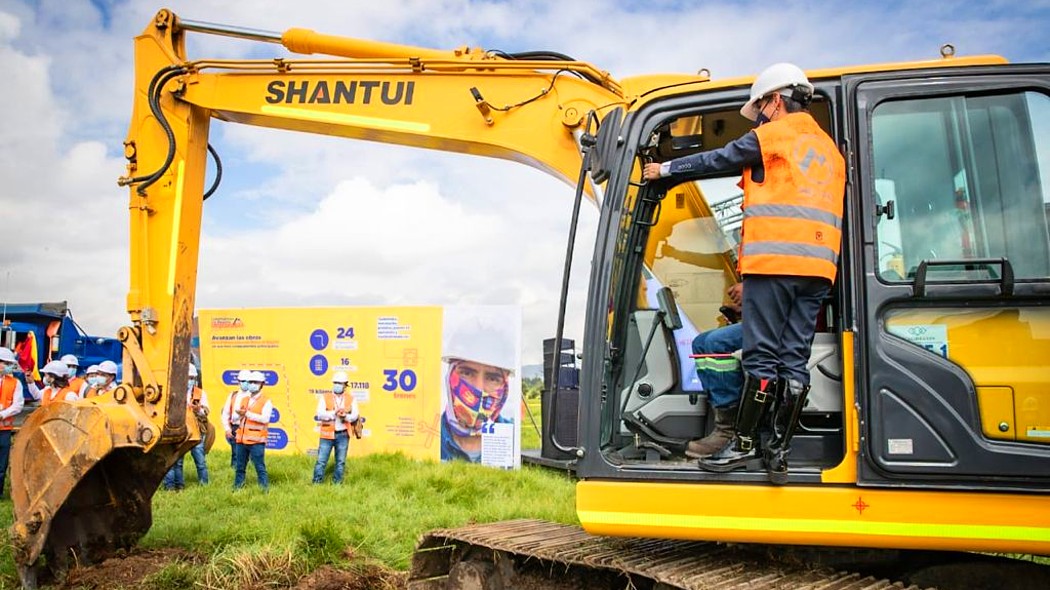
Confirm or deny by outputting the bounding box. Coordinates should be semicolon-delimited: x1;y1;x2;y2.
740;112;845;282
0;377;16;430
318;392;351;440
237;394;270;445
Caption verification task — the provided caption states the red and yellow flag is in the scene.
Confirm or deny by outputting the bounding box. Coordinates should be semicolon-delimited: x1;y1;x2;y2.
15;332;40;383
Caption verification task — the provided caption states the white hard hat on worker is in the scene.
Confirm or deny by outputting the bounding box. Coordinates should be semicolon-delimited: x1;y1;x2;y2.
740;62;814;121
0;347;17;367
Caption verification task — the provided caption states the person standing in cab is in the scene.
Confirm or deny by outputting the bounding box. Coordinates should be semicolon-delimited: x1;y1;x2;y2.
643;63;845;483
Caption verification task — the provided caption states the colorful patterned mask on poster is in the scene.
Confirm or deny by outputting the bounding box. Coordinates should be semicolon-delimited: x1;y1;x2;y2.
445;360;509;436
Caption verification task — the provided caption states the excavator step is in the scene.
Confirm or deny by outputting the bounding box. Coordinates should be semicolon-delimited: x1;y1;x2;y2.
408;519;921;590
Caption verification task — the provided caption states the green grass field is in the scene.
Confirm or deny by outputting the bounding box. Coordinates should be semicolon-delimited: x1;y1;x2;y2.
0;449;576;589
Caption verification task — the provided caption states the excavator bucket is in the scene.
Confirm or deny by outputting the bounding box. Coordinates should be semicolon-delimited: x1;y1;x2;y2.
10;396;196;588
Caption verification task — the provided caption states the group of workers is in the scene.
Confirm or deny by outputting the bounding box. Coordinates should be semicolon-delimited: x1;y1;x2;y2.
644;62;846;483
0;348;362;495
166;366;361;490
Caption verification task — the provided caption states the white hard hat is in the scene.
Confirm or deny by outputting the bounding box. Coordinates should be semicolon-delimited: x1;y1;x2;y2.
85;365;100;375
248;371;266;383
740;62;814;121
42;360;68;377
60;354;80;367
237;369;252;381
98;360;118;375
332;371;349;384
442;316;517;372
188;364;199;378
0;347;16;364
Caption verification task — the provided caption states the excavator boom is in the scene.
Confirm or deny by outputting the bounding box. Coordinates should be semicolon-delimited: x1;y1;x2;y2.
7;8;662;585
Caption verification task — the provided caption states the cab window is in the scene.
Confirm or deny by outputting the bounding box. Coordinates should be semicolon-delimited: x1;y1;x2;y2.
872;91;1050;282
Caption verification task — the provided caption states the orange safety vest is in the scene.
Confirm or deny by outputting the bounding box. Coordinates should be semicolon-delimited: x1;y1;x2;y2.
740;112;846;282
84;381;117;398
41;384;76;406
0;376;17;430
69;376;86;394
236;394;270;445
225;390;244;429
188;386;203;407
318;392;353;440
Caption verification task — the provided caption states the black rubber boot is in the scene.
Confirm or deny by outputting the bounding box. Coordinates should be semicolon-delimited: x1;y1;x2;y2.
698;375;775;472
764;379;810;485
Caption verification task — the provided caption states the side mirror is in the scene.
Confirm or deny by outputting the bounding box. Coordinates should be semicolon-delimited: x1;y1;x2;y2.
656;287;683;331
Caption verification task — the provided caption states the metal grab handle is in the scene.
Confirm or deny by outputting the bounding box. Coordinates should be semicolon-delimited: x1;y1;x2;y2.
913;257;1014;297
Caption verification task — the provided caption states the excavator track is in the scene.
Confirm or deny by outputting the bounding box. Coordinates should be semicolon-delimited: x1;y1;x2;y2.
408;519;921;590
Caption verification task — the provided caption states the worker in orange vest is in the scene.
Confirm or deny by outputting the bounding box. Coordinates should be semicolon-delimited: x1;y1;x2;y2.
163;364;210;490
220;369;252;468
83;360;119;398
60;354;86;396
28;361;79;405
312;371;359;484
233;371;272;491
78;365;99;397
0;347;26;497
643;63;845;483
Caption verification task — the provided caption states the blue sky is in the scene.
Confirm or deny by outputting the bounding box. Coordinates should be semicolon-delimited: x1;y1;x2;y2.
1;0;1048;363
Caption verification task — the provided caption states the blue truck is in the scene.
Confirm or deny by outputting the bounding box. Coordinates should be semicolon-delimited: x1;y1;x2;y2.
0;302;122;418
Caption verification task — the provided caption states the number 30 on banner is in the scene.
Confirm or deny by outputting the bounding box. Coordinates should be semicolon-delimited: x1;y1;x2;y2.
382;369;417;392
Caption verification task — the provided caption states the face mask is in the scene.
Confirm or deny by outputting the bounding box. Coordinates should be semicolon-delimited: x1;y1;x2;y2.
239;381;249;392
444;362;508;437
248;383;261;394
44;376;55;386
0;364;13;375
187;378;196;390
87;376;102;387
332;383;346;394
754;95;780;127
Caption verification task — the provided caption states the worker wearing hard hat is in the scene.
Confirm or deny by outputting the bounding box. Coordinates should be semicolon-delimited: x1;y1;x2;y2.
220;369;253;468
440;318;516;462
233;371;272;490
79;365;100;397
60;354;86;395
29;361;80;405
312;371;359;484
0;348;26;497
83;361;119;398
642;63;846;482
163;365;211;490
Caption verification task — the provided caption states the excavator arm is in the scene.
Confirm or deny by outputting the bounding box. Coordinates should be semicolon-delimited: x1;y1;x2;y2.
8;7;690;584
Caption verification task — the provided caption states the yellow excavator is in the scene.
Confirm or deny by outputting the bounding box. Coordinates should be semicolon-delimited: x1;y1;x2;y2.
10;8;1050;589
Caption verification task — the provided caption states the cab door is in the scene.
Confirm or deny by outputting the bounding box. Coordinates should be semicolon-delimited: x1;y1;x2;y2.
847;65;1050;489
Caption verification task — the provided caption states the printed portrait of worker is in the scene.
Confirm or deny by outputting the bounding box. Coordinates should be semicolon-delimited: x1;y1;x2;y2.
439;306;521;466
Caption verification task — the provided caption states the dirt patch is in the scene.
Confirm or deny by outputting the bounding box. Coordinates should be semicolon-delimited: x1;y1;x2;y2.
53;548;405;590
293;564;406;590
59;548;199;589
